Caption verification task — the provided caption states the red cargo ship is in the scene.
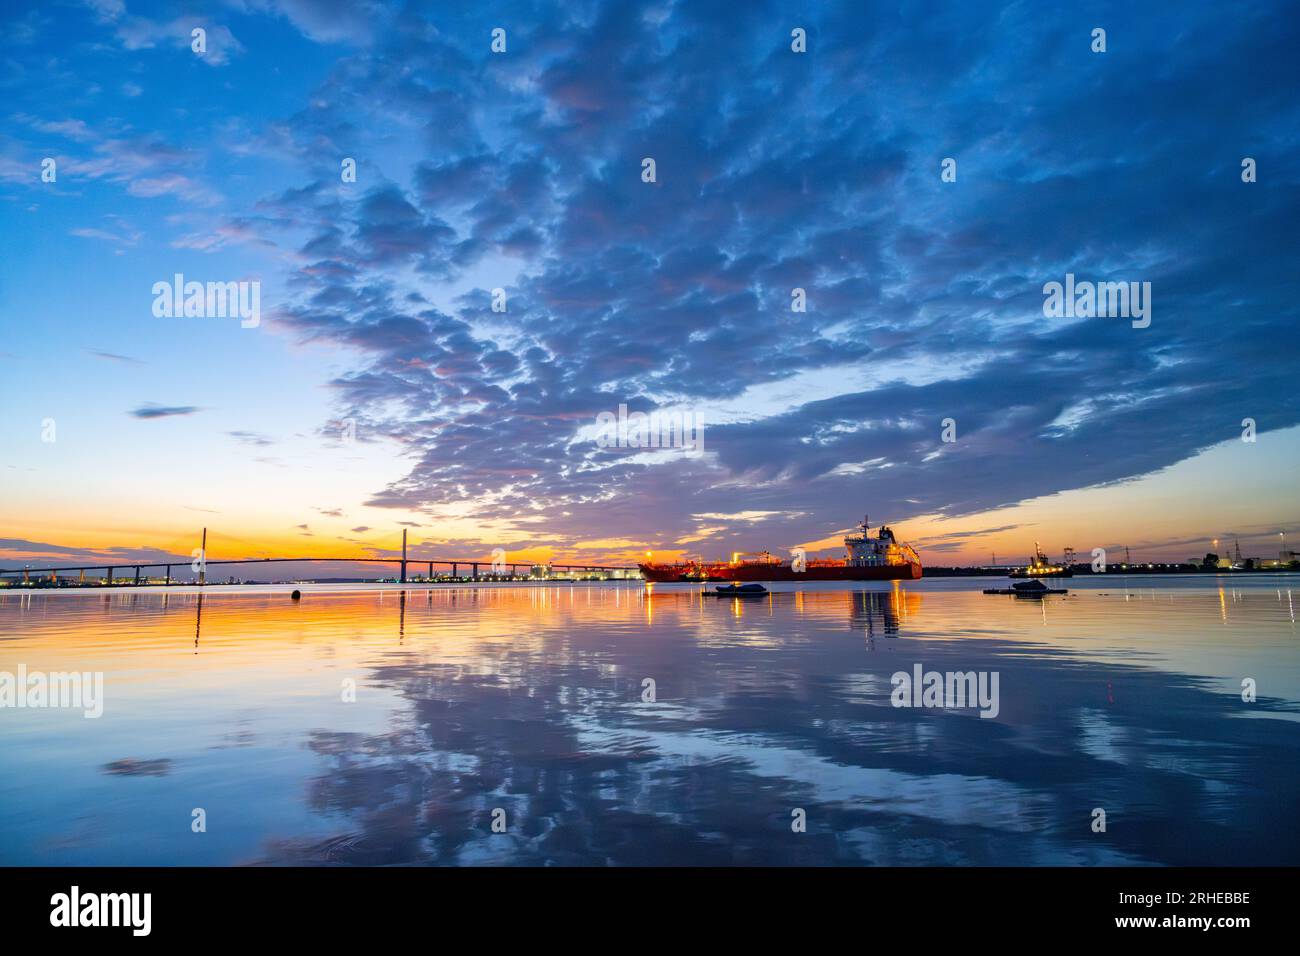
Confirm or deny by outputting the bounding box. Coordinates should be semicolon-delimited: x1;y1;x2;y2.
639;516;922;583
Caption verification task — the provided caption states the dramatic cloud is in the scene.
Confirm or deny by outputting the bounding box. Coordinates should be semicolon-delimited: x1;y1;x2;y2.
233;1;1299;556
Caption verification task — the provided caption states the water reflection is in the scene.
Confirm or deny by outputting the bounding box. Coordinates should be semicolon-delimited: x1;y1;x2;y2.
1;583;1298;866
848;588;909;639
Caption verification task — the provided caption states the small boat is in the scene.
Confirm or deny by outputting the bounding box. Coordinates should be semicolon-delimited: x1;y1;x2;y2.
1008;541;1072;578
983;579;1068;596
705;583;769;597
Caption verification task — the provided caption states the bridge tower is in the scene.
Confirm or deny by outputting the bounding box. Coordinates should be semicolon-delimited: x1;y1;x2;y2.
400;528;408;584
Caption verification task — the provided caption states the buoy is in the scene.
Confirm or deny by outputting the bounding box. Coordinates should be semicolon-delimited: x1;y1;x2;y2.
291;590;302;600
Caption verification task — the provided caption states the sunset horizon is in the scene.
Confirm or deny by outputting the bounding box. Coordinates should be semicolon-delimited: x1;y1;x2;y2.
4;426;1298;572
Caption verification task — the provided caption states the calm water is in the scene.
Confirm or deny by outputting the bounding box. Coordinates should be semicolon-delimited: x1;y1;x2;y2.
1;577;1297;866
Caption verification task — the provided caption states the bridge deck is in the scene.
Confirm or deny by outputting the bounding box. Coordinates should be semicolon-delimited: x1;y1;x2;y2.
0;556;637;576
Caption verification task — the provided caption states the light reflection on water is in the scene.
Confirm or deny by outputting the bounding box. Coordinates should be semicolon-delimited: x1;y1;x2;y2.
1;579;1297;866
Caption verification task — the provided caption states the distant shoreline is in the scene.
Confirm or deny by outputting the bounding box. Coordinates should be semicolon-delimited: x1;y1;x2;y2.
923;566;1300;577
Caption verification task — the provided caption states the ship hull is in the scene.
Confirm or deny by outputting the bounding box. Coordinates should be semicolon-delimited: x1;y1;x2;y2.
639;562;921;583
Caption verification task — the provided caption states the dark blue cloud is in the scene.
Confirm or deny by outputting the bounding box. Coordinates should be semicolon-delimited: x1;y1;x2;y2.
129;404;201;419
240;0;1300;550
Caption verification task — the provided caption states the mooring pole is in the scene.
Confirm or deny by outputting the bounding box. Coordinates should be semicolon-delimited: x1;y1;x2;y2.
428;561;433;581
164;565;171;586
134;566;141;585
400;529;408;584
199;528;207;586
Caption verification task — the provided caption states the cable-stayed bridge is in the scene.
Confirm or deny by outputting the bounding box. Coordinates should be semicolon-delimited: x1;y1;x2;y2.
0;527;640;586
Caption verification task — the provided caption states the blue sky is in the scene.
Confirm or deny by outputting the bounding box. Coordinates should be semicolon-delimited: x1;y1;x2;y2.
1;0;1298;569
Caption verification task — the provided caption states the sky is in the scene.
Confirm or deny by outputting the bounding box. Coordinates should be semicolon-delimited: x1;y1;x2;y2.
1;0;1299;573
